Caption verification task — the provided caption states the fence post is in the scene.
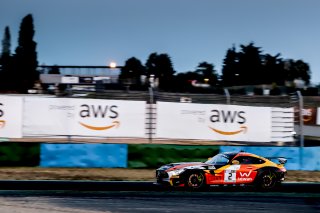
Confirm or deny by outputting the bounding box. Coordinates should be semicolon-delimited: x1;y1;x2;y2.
149;86;154;105
224;88;230;105
296;90;304;169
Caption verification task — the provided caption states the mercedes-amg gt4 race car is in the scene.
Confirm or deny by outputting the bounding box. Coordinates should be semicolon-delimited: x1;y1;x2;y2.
156;151;287;190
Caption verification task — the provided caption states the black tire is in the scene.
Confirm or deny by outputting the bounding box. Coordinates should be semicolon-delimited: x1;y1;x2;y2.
185;172;206;190
255;170;277;190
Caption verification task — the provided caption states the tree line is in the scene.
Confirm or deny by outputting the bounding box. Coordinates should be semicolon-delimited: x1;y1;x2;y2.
0;14;38;93
0;14;312;94
119;43;311;93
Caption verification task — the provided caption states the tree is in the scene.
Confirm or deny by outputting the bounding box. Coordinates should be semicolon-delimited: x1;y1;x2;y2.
237;42;263;85
174;71;202;92
195;62;218;86
221;46;239;86
1;26;11;59
145;52;158;77
13;14;39;92
284;59;311;85
119;57;146;86
145;52;175;90
48;65;61;74
0;26;13;90
221;43;263;86
262;53;285;85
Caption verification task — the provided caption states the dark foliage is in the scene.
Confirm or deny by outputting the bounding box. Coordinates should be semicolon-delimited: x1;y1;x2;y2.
13;14;39;93
48;65;60;74
221;42;311;88
119;57;146;87
0;26;14;91
145;52;175;90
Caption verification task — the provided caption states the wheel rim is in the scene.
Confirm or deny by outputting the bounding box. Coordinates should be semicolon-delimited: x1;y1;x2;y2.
261;173;275;188
187;173;204;188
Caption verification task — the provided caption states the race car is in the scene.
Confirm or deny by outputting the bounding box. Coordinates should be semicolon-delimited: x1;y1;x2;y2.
155;151;287;190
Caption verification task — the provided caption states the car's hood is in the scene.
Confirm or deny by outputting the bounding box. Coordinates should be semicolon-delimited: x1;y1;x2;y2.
158;162;211;172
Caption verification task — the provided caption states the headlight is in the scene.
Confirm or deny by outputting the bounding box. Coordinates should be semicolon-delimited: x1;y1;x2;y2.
170;168;186;176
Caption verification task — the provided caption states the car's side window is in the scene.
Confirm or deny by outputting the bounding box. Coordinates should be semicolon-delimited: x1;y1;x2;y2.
234;156;265;164
216;155;229;164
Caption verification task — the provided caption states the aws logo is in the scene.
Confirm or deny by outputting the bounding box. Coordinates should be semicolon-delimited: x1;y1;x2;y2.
78;104;120;131
0;103;5;129
208;109;247;135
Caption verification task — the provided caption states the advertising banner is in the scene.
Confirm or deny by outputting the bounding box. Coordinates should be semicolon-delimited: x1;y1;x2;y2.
0;96;23;138
156;102;271;142
317;108;320;125
23;98;146;138
295;107;317;125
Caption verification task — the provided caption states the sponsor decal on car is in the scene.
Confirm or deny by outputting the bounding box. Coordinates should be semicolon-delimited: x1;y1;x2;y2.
237;170;253;181
224;165;240;182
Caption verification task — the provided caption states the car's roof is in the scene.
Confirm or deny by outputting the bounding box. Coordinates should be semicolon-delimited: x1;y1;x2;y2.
220;152;239;159
221;151;264;160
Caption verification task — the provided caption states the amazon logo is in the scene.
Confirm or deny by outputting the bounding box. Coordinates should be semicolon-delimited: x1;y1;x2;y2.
0;103;5;129
208;109;247;135
78;104;120;131
302;108;313;122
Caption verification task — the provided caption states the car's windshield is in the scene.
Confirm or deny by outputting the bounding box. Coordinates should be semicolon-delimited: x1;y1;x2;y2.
205;153;230;165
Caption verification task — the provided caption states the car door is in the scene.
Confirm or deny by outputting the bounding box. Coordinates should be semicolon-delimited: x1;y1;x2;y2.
235;156;258;184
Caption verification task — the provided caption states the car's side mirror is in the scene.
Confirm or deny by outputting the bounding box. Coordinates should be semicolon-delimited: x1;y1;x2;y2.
232;160;240;165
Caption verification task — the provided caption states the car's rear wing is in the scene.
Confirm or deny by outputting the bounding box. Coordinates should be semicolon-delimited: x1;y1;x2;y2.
277;157;287;165
265;157;288;165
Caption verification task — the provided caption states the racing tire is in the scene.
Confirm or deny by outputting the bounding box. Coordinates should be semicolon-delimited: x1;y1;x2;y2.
255;170;277;191
184;172;207;190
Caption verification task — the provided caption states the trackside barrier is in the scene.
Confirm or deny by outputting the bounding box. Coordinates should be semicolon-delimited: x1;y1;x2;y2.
220;146;320;171
40;144;128;168
127;144;219;168
0;95;294;143
0;142;319;170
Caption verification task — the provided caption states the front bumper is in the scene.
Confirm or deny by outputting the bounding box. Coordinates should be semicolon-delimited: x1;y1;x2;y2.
156;170;184;187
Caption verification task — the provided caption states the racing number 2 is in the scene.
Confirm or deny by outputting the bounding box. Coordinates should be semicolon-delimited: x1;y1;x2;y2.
225;170;236;182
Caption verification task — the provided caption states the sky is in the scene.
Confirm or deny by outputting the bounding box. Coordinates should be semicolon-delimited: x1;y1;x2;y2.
1;0;320;84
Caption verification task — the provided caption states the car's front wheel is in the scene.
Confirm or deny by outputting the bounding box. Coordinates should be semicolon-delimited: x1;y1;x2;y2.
185;172;206;190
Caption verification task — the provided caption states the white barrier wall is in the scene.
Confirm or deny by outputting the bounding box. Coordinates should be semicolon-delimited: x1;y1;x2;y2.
317;108;320;125
156;102;272;142
0;96;23;138
0;96;295;142
23;97;146;138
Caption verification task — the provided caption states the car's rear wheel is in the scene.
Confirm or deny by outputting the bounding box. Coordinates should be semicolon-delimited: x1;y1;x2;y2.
185;172;206;190
256;171;277;190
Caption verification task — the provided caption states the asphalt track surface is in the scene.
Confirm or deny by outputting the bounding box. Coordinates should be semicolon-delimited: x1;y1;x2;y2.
0;181;319;213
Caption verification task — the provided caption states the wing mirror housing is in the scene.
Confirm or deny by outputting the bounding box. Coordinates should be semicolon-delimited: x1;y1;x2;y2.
232;160;240;165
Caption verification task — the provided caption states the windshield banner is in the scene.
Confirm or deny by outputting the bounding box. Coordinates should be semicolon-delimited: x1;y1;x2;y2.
156;102;271;142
